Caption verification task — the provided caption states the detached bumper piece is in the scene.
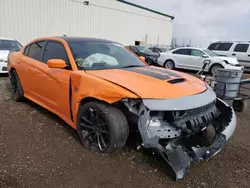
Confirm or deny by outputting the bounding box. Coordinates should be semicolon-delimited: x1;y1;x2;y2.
159;133;227;180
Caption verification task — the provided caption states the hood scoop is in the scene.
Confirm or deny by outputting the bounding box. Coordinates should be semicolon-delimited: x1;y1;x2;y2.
167;78;186;84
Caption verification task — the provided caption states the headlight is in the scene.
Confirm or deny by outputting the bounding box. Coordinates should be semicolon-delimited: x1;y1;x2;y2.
0;58;5;62
224;60;230;64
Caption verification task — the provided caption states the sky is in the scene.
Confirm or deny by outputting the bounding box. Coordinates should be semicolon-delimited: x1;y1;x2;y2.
127;0;250;47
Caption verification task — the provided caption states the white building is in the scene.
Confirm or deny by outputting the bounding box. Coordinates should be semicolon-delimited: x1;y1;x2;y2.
0;0;174;47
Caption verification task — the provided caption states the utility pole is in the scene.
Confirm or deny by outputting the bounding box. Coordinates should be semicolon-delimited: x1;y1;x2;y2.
189;38;191;47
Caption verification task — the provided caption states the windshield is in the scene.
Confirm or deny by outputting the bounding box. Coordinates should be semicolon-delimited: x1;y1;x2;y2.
203;49;218;57
68;41;146;70
136;46;154;54
0;40;22;50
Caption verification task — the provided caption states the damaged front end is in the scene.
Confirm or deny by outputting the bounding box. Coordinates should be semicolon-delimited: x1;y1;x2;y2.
122;86;236;180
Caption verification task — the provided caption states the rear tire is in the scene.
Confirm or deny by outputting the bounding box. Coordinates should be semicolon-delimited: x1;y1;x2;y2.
164;60;175;70
10;70;25;102
77;101;129;154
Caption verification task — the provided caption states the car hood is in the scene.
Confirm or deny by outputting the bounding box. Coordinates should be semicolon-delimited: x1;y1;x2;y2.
86;66;207;99
0;50;10;61
213;56;239;65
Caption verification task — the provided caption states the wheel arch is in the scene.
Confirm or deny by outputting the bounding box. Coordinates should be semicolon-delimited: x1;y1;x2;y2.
209;63;224;73
164;59;175;66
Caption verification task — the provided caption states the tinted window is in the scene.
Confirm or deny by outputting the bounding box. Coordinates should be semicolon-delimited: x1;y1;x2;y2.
234;44;249;52
68;41;146;70
208;42;233;51
0;39;22;50
28;41;45;61
42;41;69;65
130;47;138;53
172;49;191;55
191;49;205;56
24;45;30;56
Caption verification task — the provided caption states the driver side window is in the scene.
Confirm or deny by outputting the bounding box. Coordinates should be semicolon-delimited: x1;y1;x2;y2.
42;41;69;66
191;49;205;57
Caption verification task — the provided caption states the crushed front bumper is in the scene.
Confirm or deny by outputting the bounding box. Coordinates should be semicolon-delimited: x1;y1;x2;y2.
122;88;237;180
156;100;236;180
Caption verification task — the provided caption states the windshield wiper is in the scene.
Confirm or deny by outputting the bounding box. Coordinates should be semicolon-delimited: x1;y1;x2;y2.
121;65;145;68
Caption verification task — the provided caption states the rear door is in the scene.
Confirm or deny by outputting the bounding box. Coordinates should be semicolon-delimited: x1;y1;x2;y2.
232;43;250;67
20;41;46;97
171;48;191;68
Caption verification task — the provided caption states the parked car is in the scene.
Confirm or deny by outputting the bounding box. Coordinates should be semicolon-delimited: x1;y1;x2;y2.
208;41;250;71
0;37;22;73
157;47;243;75
148;46;167;53
8;36;236;180
126;45;159;66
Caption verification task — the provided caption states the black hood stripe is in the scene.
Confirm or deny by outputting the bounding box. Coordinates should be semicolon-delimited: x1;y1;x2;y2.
148;66;181;77
121;66;181;80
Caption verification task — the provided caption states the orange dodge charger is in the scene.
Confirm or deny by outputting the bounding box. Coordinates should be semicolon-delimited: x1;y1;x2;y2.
8;37;237;180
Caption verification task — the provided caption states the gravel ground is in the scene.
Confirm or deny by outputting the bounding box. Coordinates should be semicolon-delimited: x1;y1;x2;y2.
0;74;250;188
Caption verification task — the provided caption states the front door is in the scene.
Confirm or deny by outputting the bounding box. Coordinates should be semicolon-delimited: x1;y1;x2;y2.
31;41;72;119
189;49;207;70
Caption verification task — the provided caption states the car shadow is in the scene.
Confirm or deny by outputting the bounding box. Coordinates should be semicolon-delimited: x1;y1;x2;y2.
19;96;176;180
23;99;80;143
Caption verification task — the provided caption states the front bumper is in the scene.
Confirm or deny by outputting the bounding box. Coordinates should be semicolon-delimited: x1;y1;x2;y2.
157;100;236;180
0;61;8;73
238;61;250;71
224;63;244;71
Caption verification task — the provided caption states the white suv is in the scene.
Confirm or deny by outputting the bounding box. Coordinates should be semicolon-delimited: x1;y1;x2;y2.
208;41;250;71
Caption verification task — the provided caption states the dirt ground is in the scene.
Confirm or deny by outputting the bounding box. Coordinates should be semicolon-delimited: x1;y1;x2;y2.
0;74;250;188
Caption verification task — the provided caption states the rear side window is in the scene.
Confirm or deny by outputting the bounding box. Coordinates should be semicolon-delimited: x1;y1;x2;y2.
208;42;233;51
42;41;69;65
28;41;45;61
172;49;191;55
234;44;249;52
24;45;30;56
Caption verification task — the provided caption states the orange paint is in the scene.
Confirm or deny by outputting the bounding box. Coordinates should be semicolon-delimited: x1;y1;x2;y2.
8;37;207;130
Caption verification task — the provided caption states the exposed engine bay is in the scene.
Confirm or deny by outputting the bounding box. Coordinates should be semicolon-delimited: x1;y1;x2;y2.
119;86;236;180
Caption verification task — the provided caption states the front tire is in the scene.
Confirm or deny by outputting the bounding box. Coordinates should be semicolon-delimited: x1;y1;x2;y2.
210;64;223;76
164;60;175;70
10;70;25;102
77;101;129;154
233;99;247;112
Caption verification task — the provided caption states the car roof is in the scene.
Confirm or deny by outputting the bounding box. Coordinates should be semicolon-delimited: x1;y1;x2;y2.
58;36;116;43
0;37;15;41
212;41;250;44
172;47;202;50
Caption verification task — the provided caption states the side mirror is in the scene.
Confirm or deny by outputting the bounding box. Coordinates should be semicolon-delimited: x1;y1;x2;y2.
139;56;146;62
47;59;67;69
202;54;209;58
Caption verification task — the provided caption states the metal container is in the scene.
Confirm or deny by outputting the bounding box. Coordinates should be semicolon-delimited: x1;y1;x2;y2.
215;68;243;98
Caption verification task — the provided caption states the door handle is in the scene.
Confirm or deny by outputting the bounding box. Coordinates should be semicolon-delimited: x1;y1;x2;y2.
248;54;250;57
232;53;236;56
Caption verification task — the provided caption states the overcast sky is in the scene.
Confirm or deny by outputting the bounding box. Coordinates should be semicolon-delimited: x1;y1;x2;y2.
127;0;250;47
